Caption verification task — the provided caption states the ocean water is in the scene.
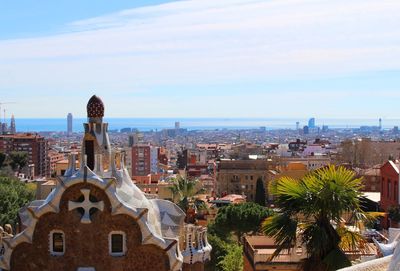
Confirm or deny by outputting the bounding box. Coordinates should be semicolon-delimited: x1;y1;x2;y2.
11;118;400;133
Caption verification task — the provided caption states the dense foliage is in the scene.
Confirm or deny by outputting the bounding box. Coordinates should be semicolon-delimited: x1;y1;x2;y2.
206;234;231;270
255;177;266;206
217;243;244;271
0;176;35;226
206;202;273;271
213;202;273;242
206;228;244;271
8;151;28;171
262;165;367;271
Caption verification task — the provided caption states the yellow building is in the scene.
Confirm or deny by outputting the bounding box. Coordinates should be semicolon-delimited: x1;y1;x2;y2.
55;159;80;176
216;160;274;201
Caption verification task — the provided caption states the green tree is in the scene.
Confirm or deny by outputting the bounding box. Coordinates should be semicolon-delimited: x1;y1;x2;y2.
168;176;201;212
206;234;231;271
255;177;266;206
214;202;273;243
217;243;243;271
8;151;28;171
0;176;35;226
262;165;367;271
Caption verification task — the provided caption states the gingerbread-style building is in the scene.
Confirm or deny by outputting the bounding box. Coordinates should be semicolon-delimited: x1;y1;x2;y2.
0;96;211;271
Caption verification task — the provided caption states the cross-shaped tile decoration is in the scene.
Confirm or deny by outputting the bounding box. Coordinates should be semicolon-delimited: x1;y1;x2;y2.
68;189;104;224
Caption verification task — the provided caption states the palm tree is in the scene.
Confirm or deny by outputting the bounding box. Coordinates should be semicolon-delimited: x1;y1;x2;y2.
168;176;200;212
262;165;368;271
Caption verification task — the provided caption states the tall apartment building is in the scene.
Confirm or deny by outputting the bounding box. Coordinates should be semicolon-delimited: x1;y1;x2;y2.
67;113;73;136
131;144;151;176
0;133;48;177
131;145;160;176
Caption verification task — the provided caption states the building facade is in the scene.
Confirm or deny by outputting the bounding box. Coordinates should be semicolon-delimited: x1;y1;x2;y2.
0;133;48;177
216;160;273;201
47;150;65;176
358;164;381;192
380;160;399;212
131;144;151;176
243;236;304;271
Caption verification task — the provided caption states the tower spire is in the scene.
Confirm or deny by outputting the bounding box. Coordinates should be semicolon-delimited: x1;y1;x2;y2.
82;95;111;171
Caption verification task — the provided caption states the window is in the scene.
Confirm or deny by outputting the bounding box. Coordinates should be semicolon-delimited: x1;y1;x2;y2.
109;231;126;256
50;230;65;256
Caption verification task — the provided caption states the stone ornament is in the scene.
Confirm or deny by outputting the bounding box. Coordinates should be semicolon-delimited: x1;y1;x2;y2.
87;95;104;118
68;189;104;224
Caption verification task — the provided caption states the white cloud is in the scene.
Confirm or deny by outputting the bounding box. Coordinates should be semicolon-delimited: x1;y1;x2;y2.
0;0;399;117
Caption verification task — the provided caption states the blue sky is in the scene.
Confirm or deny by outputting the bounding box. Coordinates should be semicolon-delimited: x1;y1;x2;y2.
0;0;400;119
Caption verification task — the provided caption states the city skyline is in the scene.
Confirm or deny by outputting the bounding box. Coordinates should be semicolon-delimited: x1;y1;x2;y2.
0;0;399;118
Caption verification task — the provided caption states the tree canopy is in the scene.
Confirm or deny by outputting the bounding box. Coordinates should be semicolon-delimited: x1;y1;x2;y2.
0;176;35;226
262;165;367;271
213;202;273;242
8;151;29;171
217;243;243;271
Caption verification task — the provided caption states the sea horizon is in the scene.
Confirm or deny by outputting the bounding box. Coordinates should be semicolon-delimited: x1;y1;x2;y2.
9;117;400;133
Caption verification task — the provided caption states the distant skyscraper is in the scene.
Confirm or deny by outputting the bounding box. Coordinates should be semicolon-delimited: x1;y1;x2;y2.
296;121;300;130
10;114;16;134
67;113;73;135
175;121;180;129
303;125;309;135
379;118;382;130
308;118;316;129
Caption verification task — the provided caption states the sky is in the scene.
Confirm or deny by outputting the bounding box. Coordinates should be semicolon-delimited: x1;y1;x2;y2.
0;0;400;119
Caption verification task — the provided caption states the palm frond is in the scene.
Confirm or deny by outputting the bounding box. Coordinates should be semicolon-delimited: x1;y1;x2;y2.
262;213;298;259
